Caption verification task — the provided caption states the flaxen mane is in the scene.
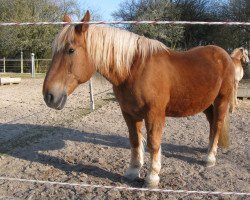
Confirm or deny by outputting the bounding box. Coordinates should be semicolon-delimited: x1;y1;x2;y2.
52;25;76;55
231;48;249;62
53;25;168;75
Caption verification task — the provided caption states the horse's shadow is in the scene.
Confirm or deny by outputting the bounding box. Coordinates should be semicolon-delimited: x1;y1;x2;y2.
0;123;207;185
162;144;207;166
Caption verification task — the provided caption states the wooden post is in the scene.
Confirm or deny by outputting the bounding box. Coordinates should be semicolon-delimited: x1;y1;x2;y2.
89;79;95;111
31;53;35;78
3;57;6;73
21;51;23;73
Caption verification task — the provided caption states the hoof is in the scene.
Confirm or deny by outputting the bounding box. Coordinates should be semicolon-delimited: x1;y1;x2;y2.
205;155;216;167
144;174;159;188
124;167;140;180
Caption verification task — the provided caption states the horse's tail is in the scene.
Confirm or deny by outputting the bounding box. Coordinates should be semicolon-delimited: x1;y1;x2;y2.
218;106;230;149
229;83;236;113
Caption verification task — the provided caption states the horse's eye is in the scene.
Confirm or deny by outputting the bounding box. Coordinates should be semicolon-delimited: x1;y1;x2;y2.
68;48;75;54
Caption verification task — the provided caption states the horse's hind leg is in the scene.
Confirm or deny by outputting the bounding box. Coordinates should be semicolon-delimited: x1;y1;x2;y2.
235;81;239;106
144;109;165;188
203;105;214;147
206;97;230;167
122;111;144;180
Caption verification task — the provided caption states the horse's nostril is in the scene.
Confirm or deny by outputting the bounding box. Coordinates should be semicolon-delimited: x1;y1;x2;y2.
46;93;54;104
44;91;67;109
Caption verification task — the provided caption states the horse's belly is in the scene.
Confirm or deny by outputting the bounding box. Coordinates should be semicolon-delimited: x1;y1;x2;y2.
166;89;219;117
166;100;212;117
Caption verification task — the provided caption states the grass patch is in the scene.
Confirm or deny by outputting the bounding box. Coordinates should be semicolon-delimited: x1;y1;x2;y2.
0;152;7;157
0;73;45;79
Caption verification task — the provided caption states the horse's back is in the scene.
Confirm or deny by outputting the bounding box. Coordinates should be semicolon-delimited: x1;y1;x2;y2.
168;45;234;87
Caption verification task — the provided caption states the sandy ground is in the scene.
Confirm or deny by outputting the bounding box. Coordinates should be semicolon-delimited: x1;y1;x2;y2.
0;77;249;199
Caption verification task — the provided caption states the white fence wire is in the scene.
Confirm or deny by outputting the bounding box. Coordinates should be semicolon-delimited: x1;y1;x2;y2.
0;20;250;26
0;176;249;197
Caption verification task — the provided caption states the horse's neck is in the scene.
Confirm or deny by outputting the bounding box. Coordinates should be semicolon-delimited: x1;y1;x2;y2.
96;53;142;86
98;70;128;86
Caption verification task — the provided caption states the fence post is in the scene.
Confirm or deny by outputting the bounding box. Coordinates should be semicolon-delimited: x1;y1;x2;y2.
36;59;39;74
31;53;35;78
21;51;23;73
3;57;6;73
89;79;95;111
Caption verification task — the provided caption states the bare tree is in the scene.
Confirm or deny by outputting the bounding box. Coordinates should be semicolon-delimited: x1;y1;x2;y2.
113;0;184;49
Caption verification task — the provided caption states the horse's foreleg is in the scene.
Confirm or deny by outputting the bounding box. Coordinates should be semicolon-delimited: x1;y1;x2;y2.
144;110;165;188
206;97;230;167
122;111;144;180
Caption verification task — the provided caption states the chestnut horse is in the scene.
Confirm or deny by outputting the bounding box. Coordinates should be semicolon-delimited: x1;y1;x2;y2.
230;47;249;111
43;11;235;187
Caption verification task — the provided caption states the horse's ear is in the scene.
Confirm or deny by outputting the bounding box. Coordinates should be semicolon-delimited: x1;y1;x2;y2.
239;47;244;52
63;15;72;27
80;10;90;32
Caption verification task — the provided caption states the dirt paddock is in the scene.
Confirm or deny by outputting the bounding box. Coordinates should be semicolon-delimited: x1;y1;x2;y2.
0;77;249;199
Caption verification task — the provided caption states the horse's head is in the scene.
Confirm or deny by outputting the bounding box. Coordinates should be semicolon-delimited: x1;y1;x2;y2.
43;11;95;110
240;47;249;64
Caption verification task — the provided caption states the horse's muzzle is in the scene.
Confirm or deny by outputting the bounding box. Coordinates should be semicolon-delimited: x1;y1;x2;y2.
44;92;67;110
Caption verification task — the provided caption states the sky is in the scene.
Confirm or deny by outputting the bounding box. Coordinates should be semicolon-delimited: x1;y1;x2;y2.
78;0;123;20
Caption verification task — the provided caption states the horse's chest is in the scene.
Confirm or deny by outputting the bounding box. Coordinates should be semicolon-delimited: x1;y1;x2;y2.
113;88;145;118
235;66;243;81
